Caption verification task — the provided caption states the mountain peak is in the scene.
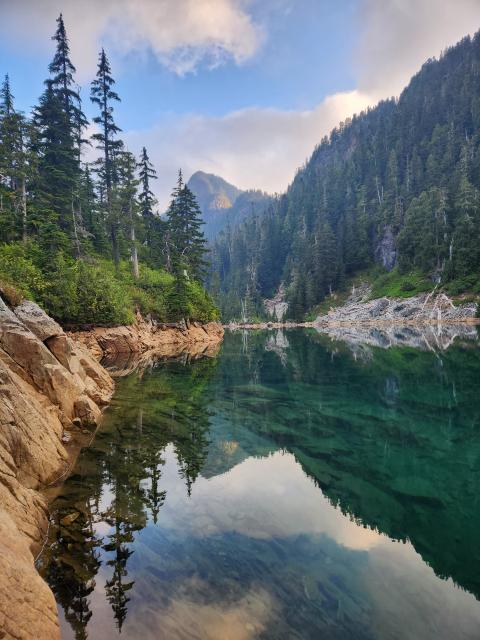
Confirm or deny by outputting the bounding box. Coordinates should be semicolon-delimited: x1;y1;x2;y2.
187;170;273;241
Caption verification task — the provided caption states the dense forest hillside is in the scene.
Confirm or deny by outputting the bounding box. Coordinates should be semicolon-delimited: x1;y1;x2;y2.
188;171;272;240
210;32;480;321
0;15;218;326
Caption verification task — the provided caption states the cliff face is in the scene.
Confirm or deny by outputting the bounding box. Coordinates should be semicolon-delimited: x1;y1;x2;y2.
0;297;114;640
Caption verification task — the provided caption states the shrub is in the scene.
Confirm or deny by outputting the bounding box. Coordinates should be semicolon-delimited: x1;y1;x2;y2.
0;244;219;326
400;280;415;292
74;261;134;326
0;280;24;307
0;242;46;299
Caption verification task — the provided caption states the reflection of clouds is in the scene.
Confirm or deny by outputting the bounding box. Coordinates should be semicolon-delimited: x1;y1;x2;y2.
159;447;385;550
132;580;275;640
366;542;480;640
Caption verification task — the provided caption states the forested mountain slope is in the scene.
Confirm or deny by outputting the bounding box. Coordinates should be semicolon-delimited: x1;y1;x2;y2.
188;171;273;240
210;32;480;320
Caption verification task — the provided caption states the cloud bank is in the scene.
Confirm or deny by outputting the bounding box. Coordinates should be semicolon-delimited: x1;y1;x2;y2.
124;90;373;206
0;0;261;77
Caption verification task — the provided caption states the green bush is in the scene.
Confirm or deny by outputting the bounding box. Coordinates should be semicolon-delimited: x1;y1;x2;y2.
444;274;480;296
74;261;134;325
0;242;46;299
370;269;432;299
400;280;416;292
187;280;220;322
0;242;219;326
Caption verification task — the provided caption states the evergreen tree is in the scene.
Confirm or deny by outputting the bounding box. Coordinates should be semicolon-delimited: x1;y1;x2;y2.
31;80;76;260
166;170;208;280
49;13;88;144
137;146;157;220
116;150;140;278
91;49;123;264
0;75;29;242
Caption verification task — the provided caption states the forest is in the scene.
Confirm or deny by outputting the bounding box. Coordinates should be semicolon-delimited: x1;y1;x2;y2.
0;15;218;326
209;32;480;320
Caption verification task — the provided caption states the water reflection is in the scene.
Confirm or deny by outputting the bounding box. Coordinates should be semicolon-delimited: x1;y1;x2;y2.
39;328;480;639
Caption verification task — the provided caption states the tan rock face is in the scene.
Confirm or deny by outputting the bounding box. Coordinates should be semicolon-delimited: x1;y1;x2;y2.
0;298;114;640
71;317;225;361
13;300;63;341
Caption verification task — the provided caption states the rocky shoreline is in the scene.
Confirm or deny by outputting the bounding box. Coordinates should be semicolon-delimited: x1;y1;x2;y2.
226;287;479;330
0;297;223;640
71;316;224;361
314;285;478;325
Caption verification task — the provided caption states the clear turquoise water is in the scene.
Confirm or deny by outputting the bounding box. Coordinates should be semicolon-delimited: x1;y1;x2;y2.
40;328;480;640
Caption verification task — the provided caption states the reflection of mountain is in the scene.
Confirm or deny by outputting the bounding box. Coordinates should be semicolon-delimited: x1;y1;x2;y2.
213;330;480;600
187;170;273;240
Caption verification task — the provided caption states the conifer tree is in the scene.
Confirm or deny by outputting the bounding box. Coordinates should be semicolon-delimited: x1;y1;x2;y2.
49;13;88;141
166;170;208;281
117;150;140;278
32;80;77;258
91;49;123;264
137;147;157;219
0;74;28;241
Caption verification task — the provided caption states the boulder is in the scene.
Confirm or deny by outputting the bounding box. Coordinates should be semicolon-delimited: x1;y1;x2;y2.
14;300;63;342
74;394;101;427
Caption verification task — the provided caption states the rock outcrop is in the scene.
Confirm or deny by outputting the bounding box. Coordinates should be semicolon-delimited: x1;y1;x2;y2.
315;285;478;325
71;317;224;361
0;297;114;640
264;285;288;321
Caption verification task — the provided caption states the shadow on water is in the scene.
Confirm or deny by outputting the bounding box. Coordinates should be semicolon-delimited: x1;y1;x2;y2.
38;326;480;639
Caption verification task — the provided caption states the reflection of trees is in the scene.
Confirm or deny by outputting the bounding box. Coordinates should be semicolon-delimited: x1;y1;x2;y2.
43;354;217;637
45;498;102;640
103;515;138;632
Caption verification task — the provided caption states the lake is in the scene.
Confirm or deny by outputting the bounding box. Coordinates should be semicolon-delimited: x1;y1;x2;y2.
38;326;480;640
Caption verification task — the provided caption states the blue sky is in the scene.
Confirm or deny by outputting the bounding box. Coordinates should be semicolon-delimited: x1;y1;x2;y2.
1;0;479;206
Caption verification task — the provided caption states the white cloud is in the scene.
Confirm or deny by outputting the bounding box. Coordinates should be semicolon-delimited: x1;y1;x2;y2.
0;0;261;78
4;0;479;202
124;89;374;208
356;0;480;96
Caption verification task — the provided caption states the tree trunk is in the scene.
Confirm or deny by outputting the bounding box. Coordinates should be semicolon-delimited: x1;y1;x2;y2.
21;176;27;243
71;193;81;258
131;221;139;279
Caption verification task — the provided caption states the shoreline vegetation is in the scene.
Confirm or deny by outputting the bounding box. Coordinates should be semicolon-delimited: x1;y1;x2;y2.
0;15;219;331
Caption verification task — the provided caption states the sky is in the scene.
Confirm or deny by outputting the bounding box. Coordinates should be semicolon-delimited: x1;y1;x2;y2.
1;0;480;207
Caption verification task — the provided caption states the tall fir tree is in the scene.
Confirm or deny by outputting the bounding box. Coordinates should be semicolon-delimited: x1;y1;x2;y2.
49;13;88;143
31;80;76;261
0;75;29;241
166;170;208;281
91;49;123;264
117;150;140;278
137;146;157;219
